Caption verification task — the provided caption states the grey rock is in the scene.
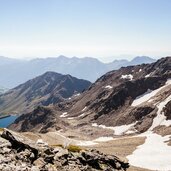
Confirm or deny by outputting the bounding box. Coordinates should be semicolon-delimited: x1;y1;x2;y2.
33;157;46;168
0;129;129;171
54;147;68;159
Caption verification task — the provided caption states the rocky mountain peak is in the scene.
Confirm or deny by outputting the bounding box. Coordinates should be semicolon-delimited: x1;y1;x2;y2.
0;72;91;114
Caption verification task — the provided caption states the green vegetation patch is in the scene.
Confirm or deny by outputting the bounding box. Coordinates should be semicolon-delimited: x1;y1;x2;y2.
0;128;4;132
67;145;82;153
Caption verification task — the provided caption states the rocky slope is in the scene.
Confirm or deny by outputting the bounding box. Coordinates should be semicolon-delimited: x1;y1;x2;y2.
0;72;91;114
9;57;171;136
0;129;129;171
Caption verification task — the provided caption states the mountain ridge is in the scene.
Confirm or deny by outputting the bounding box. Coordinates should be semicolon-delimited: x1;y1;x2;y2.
0;71;91;114
0;55;156;88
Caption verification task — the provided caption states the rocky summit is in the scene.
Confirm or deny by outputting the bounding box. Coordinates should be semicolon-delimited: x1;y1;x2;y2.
0;129;129;171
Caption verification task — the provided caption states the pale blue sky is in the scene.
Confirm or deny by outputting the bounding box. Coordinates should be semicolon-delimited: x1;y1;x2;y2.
0;0;171;61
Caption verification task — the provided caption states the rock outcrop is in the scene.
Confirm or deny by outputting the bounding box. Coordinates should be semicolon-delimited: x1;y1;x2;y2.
164;100;171;120
0;129;129;171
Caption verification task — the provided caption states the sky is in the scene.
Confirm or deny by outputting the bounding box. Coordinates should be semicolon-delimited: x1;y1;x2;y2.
0;0;171;61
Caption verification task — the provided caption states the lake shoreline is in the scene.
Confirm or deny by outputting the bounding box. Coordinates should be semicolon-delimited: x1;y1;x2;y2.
0;114;11;119
0;115;19;128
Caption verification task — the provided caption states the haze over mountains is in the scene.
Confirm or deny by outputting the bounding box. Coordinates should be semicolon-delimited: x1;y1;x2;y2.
0;86;8;94
0;55;156;88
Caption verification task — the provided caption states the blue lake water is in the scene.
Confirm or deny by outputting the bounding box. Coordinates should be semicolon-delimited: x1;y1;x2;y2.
0;115;18;128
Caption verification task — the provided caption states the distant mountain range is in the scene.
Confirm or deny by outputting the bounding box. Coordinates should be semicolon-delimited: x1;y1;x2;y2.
0;86;8;94
0;72;91;114
0;55;156;88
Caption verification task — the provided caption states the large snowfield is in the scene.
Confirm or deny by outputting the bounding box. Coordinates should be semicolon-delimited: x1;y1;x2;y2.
127;133;171;170
128;79;171;170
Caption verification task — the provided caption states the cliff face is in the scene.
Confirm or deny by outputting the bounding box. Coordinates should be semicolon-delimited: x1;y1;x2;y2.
0;72;91;114
10;57;171;136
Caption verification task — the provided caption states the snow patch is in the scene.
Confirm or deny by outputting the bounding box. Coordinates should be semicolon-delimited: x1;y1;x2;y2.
105;85;113;89
166;78;171;85
132;79;171;106
127;133;171;170
111;123;137;135
149;94;171;130
92;123;136;135
78;113;86;118
145;73;151;78
82;107;87;112
74;93;80;97
132;89;154;106
36;139;48;146
77;141;98;146
94;137;114;142
92;123;98;127
67;117;74;120
77;137;114;146
121;74;133;80
139;69;142;72
125;129;137;134
60;112;68;118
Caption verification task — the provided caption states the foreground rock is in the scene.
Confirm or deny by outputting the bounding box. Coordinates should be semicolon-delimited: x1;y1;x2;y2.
0;129;129;171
